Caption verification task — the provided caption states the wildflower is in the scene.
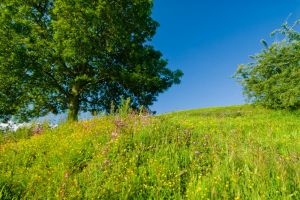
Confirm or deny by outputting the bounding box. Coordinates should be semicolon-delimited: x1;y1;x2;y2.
194;150;200;156
64;172;69;179
32;125;44;135
111;131;118;139
103;159;110;165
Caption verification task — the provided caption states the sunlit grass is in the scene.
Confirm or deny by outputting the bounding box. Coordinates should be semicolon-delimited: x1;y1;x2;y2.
0;105;299;199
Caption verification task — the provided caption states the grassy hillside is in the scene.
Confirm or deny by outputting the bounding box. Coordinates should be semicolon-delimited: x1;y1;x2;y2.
0;105;299;199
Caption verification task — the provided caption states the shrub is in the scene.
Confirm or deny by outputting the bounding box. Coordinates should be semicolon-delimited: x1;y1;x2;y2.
235;20;300;110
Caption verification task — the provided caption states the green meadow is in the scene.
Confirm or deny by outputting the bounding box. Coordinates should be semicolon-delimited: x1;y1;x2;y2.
0;105;299;199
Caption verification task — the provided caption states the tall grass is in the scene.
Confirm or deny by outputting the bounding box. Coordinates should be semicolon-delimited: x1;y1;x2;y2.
0;105;299;199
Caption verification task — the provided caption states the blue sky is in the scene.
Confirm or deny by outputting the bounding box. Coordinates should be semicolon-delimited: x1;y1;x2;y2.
150;0;300;113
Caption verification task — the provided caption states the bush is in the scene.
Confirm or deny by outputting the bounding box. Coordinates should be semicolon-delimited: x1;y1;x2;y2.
235;20;300;110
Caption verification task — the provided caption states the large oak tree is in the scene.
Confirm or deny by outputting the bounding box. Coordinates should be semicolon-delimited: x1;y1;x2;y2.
0;0;183;122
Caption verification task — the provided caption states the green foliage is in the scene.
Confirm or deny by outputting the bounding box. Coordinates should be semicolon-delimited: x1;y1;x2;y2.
0;0;183;122
0;123;50;145
235;20;300;110
116;97;132;117
0;106;299;199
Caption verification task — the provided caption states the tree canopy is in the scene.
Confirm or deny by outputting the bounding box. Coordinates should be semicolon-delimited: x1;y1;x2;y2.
0;0;183;122
235;20;300;110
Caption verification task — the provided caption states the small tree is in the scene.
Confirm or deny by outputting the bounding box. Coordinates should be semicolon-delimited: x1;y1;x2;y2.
235;20;300;110
0;0;183;122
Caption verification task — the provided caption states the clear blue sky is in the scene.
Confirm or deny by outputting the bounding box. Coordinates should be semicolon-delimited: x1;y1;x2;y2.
150;0;300;113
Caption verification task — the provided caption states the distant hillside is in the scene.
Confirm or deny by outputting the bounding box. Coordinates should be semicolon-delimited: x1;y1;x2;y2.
0;105;299;199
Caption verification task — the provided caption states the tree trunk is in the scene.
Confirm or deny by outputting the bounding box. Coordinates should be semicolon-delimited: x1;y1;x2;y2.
67;85;80;122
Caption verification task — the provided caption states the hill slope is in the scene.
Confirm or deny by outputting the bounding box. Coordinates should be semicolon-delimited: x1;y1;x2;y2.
0;105;299;199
